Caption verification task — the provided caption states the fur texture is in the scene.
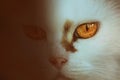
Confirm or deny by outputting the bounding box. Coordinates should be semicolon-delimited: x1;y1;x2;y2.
47;0;120;80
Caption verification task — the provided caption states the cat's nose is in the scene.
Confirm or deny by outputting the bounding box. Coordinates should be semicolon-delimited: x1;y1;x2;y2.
49;57;68;69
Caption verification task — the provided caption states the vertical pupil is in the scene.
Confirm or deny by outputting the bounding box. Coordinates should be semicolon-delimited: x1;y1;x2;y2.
85;24;89;31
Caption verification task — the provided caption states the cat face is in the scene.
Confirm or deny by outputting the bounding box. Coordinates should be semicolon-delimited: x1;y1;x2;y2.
22;0;120;80
45;0;120;80
1;0;120;79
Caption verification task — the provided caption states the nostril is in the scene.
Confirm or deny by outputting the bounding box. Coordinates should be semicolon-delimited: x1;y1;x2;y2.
49;57;68;69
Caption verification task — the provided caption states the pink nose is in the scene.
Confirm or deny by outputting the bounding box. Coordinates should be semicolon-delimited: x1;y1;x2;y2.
49;57;68;69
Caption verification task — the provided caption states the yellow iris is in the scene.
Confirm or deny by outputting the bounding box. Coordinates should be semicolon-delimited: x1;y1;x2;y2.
75;22;99;39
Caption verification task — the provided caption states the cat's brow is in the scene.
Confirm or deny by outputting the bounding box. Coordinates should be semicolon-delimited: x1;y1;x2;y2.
61;20;77;52
64;20;73;33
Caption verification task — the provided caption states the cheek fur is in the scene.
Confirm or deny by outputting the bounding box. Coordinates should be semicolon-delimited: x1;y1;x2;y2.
47;0;120;80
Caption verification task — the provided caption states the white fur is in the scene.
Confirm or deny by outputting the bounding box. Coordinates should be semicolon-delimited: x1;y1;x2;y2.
47;0;120;80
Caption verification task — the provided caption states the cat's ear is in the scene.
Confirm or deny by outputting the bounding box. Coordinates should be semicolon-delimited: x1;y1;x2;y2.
22;25;47;40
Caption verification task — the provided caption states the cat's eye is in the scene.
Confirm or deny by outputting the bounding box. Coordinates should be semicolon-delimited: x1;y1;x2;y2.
23;25;47;40
74;22;99;39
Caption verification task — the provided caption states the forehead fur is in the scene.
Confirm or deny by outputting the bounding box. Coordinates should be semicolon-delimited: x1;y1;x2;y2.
48;0;120;25
47;0;120;45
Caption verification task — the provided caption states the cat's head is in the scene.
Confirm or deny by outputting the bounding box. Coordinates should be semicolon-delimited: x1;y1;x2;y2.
46;0;120;80
24;0;120;80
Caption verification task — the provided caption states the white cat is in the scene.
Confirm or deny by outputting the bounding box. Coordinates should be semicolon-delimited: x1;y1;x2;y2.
2;0;120;80
46;0;120;80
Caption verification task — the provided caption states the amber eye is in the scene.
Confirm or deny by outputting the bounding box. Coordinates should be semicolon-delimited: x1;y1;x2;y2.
23;25;47;40
74;22;99;39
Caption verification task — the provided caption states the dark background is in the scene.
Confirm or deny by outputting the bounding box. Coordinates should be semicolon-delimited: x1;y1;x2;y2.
0;0;56;80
